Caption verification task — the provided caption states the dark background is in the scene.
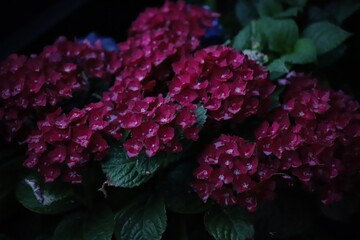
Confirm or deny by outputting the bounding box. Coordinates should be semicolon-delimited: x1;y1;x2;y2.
0;0;162;58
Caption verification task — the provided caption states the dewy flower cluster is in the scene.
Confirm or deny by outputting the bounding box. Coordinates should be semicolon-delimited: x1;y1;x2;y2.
1;1;219;183
168;45;275;121
0;37;112;141
0;1;359;212
256;73;360;204
192;72;360;211
192;135;276;212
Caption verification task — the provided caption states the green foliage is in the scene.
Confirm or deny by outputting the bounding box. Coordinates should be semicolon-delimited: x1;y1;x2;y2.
303;21;351;55
233;0;352;78
233;17;299;53
16;175;78;214
102;147;166;188
53;213;84;240
325;0;360;23
83;205;115;240
258;17;299;53
53;206;114;240
204;206;254;240
235;0;258;26
194;104;207;128
267;58;289;74
256;0;283;18
282;38;317;64
269;85;285;110
233;25;251;50
114;195;167;240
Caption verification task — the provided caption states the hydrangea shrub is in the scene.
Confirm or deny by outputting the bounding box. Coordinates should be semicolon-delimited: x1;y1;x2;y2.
1;0;360;239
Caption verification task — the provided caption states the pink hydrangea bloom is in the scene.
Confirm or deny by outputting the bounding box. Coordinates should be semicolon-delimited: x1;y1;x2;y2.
168;45;275;121
103;88;200;158
256;72;360;204
110;1;218;94
24;102;111;183
129;1;218;38
192;135;276;211
0;37;113;141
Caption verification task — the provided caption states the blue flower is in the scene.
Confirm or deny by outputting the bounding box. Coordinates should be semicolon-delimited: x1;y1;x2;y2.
79;32;117;51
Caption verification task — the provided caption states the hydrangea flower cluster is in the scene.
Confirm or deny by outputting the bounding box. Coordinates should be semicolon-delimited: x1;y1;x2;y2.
102;87;200;158
96;1;218;158
0;0;358;214
192;135;276;211
24;102;113;183
129;1;217;38
15;1;218;182
113;1;218;93
192;72;360;210
255;72;360;204
121;99;200;157
0;37;112;141
111;45;275;158
168;45;275;121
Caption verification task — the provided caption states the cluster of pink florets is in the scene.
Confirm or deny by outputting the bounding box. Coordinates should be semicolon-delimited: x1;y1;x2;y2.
113;1;219;93
256;73;360;204
168;45;275;121
0;1;220;183
24;102;112;183
192;135;276;211
0;37;113;141
192;72;360;211
1;1;359;211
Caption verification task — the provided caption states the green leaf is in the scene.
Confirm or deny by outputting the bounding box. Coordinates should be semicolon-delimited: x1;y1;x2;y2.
257;0;282;17
282;38;317;64
258;17;299;53
235;0;259;26
16;176;77;214
53;213;84;240
102;147;166;188
269;85;285;111
194;104;207;128
307;6;330;23
163;162;211;214
115;196;167;240
204;207;254;240
284;0;307;7
83;205;114;240
303;21;351;55
326;0;360;23
275;7;302;18
233;25;251;50
267;59;289;73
